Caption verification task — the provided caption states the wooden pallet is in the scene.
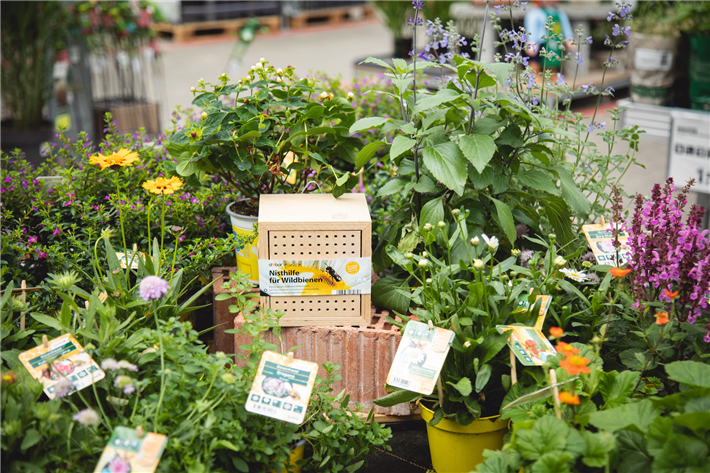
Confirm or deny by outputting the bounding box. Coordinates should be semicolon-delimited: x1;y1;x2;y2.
289;4;374;29
152;15;280;42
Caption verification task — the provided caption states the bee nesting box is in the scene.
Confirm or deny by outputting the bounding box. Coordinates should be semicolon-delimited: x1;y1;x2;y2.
257;193;372;326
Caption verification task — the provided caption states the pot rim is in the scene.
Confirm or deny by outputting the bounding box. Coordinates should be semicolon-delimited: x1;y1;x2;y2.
226;201;258;221
419;401;509;434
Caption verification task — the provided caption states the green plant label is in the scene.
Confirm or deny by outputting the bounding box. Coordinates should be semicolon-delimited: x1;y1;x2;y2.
496;326;557;367
18;333;105;400
93;426;167;473
246;351;319;424
258;258;371;296
513;295;552;330
386;321;454;395
582;223;630;266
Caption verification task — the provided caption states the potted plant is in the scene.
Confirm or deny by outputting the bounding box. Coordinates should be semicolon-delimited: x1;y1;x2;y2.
671;1;710;110
371;1;413;58
166;61;362;280
0;2;70;164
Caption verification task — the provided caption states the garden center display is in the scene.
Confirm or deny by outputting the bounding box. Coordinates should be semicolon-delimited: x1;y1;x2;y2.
2;1;710;472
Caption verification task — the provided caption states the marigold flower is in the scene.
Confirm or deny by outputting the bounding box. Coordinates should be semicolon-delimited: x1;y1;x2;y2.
556;341;580;357
549;327;564;338
655;311;669;325
558;391;580;405
560;355;591;376
663;289;679;300
142;176;183;195
609;267;631;278
89;148;139;170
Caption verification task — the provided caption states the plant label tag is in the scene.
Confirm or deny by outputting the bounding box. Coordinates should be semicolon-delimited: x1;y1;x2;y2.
245;351;318;424
496;326;557;367
513;294;552;330
93;426;167;473
18;333;105;399
582;223;630;266
258;258;371;296
386;321;455;395
115;251;146;270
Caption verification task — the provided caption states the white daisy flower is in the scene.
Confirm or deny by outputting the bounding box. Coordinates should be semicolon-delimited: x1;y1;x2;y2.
560;267;589;282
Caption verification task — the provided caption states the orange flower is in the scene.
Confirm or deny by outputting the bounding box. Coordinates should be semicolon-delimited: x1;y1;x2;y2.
663;289;679;300
556;341;580;357
549;327;564;338
89;148;139;170
558;391;580;405
655;311;669;325
142;176;183;195
559;355;591;376
609;267;631;278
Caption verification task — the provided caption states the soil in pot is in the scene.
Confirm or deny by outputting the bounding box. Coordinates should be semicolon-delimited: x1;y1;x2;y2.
230;199;259;217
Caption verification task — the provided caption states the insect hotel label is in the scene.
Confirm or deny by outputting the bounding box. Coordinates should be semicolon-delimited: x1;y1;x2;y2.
19;333;105;399
258;258;371;296
94;427;167;473
582;223;630;266
245;351;318;424
386;321;455;395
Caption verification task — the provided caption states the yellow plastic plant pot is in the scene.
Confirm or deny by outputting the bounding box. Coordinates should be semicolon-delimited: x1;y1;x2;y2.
226;203;259;284
420;403;508;473
268;439;307;473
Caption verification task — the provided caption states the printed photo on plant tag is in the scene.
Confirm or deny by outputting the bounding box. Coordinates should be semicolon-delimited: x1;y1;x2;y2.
245;351;318;424
115;251;146;270
93;426;167;473
258;258;371;296
513;294;552;330
497;326;557;367
18;333;105;399
582;223;630;266
386;321;455;395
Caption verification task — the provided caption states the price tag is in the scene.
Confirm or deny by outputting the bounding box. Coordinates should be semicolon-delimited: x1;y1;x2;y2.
667;110;710;194
386;321;455;395
94;427;167;473
496;326;557;367
245;351;318;424
18;333;105;399
582;223;630;266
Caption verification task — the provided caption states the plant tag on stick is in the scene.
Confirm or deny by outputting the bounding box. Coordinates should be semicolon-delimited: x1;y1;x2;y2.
513;294;552;330
386;321;454;395
115;251;146;270
93;426;167;473
18;333;105;399
582;223;630;266
245;351;318;424
496;326;557;367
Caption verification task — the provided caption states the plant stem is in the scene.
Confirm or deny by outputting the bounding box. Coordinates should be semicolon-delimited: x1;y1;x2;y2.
153;310;166;432
113;172;129;286
160;193;166;252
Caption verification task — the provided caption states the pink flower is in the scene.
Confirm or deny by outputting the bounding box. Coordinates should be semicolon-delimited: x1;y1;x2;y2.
139;276;169;301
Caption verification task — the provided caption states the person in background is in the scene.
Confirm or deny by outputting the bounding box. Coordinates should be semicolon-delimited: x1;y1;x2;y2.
524;0;576;78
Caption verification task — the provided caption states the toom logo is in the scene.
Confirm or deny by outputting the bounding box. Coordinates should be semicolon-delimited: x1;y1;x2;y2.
345;261;360;274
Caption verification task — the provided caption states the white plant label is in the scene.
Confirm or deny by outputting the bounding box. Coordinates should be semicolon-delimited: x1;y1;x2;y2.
634;48;673;71
667;110;710;194
258;258;371;296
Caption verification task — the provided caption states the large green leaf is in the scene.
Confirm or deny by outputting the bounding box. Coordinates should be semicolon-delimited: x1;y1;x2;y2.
377;178;407;197
459;135;496;173
518;170;560;196
588;399;659;435
652;434;710;473
598;370;640;408
472;61;515;86
390;136;417;159
540;197;575;247
615;431;652;473
413;89;462;113
581;430;614;468
422;142;467;196
475;364;492;393
349;117;387;134
489;197;517;245
552;166;591;217
373;388;421;407
419;198;444;233
372;277;410;314
513;416;583;461
355;141;385;169
449;377;473;397
665;360;710;388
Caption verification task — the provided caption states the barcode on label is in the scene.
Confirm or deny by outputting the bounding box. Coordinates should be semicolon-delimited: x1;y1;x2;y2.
332;290;362;295
391;377;410;388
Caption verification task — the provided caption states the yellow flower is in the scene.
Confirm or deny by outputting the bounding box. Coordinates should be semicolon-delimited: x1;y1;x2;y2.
142;176;184;195
89;148;139;170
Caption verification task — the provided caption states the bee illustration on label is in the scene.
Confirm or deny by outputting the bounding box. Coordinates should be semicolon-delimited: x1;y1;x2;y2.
325;266;342;282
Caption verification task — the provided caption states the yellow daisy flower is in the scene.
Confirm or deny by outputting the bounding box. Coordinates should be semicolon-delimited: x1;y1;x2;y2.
142;176;184;195
89;148;140;170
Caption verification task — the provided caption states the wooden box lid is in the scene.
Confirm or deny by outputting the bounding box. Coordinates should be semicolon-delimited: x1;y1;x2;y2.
258;193;371;224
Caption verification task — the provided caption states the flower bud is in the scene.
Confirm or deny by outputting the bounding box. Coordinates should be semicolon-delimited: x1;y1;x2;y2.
425;278;432;284
418;259;429;267
473;259;484;270
582;261;592;268
422;251;428;258
190;86;195;92
201;112;207;119
260;57;266;63
254;62;263;70
511;249;521;256
276;68;283;74
319;91;328;100
463;341;471;348
548;233;557;242
405;252;413;259
347;91;355;100
221;373;236;384
275;77;283;83
554;256;566;267
438;221;445;228
471;237;480;246
452;208;460;215
423;223;433;231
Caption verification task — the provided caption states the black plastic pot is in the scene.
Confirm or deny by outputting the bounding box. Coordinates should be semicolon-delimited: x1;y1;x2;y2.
393;37;413;59
1;120;54;165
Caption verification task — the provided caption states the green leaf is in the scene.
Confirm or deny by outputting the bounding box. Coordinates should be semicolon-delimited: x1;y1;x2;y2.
377;178;407;197
349;117;387;134
373;387;421;407
459;135;496;173
420;198;444;233
422;142;467;196
518;170;559;195
232;457;249;472
472;61;515;86
360;56;394;72
552;166;591;217
615;431;652;473
665;360;710;388
414;89;461;113
619;349;646;371
474;116;506;135
488;197;517;245
599;370;640;408
513;416;580;461
372;278;410;313
588;399;659;435
673;412;710;434
652;434;710;472
448;377;473;397
540;197;575;247
355;141;386;170
413;175;438;194
475;364;492;393
581;430;614;468
29;313;68;332
531;453;572;473
20;429;41;451
390;136;417;159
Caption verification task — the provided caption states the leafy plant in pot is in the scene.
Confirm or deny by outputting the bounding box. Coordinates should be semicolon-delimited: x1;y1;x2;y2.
166;60;363;281
0;2;71;164
374;209;565;473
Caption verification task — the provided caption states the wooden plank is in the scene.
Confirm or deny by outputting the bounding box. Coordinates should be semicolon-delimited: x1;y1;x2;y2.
152;15;280;42
259;193;371;224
